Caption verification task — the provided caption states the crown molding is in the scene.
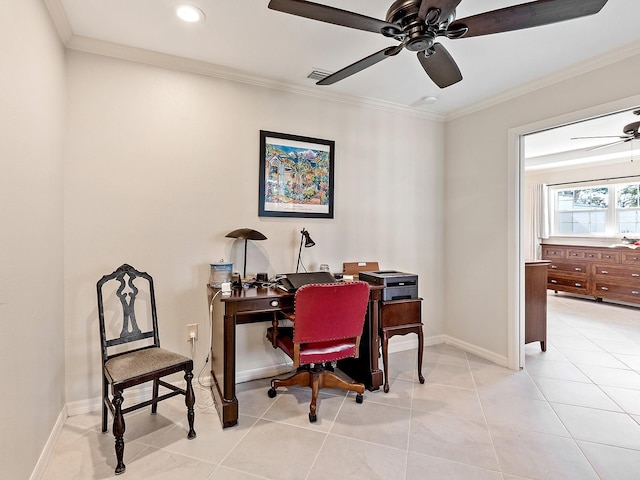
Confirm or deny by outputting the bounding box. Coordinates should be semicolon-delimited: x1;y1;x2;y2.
43;0;72;45
65;35;444;122
446;40;640;122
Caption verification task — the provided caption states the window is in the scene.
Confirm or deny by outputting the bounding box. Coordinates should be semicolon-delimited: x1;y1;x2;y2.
551;181;640;236
617;183;640;234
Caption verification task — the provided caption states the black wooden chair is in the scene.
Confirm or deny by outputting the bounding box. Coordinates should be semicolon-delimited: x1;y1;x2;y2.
97;264;196;475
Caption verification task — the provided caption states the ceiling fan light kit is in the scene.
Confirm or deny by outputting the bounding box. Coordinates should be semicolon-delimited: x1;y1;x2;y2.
268;0;609;89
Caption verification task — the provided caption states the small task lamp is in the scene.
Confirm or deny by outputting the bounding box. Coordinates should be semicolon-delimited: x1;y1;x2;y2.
225;228;267;279
296;228;315;273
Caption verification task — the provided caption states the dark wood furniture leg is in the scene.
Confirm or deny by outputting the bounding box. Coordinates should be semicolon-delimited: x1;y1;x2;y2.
185;370;196;438
379;299;424;393
112;389;126;475
337;288;384;390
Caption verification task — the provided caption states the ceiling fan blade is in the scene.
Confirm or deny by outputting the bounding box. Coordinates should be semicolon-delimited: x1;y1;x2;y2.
268;0;401;36
449;0;608;38
317;47;399;86
419;0;462;25
587;139;631;152
417;43;462;88
571;136;628;140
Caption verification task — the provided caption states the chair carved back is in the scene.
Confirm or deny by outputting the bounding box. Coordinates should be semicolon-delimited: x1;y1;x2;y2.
97;264;160;362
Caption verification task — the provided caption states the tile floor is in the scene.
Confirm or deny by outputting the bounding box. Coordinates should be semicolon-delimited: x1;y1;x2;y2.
42;293;640;479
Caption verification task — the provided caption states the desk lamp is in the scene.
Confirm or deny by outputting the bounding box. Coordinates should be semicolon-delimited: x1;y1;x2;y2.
225;228;267;279
296;228;315;273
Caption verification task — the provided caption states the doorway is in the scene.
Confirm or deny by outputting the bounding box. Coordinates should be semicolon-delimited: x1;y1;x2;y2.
514;100;640;368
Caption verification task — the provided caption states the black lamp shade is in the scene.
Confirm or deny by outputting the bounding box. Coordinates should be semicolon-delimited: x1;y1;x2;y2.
225;228;267;278
302;230;315;248
225;228;267;241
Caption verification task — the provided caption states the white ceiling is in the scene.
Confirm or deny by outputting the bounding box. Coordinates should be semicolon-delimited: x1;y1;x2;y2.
56;0;640;118
525;107;640;171
53;1;640;167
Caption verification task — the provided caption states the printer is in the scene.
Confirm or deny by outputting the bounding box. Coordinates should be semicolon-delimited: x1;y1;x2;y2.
358;270;418;301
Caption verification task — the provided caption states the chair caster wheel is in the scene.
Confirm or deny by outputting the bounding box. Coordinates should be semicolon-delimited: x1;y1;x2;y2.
267;388;277;398
309;413;317;423
356;393;363;404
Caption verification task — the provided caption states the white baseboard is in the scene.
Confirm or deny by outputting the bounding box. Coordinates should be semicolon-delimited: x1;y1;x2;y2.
441;335;510;368
66;335;508;418
29;405;67;480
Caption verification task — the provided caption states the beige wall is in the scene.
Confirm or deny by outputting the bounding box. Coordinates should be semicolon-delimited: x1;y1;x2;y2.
63;51;446;405
0;0;66;478
445;50;640;360
7;2;640;475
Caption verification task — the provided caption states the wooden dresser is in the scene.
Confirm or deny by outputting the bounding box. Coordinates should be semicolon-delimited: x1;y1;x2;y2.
541;244;640;304
525;261;550;351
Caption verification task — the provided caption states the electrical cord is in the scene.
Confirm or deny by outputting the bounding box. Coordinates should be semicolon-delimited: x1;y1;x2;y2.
193;288;222;409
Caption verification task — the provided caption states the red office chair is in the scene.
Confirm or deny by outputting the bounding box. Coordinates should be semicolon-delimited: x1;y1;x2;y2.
266;281;370;422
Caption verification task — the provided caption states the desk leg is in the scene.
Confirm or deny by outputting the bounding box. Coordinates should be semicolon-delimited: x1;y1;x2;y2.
337;292;383;390
210;309;239;428
223;312;238;421
369;294;383;389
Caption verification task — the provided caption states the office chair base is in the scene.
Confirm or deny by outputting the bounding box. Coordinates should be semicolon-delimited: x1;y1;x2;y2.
269;365;365;422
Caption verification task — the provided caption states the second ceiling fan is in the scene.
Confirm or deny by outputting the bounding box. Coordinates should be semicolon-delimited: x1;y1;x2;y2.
268;0;609;88
572;110;640;151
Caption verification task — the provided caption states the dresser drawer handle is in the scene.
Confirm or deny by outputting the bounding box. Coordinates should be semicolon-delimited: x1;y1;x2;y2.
601;287;609;291
551;265;557;269
550;279;558;284
575;267;582;271
572;253;578;256
604;255;612;259
601;270;608;274
575;283;582;287
587;254;595;257
633;257;639;261
633;274;640;277
633;291;640;295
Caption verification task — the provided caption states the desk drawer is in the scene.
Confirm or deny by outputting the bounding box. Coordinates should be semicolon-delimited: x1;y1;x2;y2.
233;296;294;315
380;299;422;329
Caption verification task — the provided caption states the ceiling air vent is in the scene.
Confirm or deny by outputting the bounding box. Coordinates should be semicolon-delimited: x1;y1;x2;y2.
307;69;332;81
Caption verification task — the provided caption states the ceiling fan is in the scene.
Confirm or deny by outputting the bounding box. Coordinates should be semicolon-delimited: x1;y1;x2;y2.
571;110;640;151
268;0;609;88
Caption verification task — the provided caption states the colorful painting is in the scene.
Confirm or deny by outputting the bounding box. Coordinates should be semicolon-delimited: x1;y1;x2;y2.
259;131;334;218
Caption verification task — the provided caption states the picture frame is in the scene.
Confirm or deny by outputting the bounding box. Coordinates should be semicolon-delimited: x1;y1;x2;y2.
259;130;335;218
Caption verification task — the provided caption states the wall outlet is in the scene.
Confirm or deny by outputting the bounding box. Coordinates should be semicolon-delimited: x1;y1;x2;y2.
186;323;198;341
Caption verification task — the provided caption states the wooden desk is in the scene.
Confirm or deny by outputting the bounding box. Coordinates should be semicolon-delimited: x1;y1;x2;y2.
207;284;384;428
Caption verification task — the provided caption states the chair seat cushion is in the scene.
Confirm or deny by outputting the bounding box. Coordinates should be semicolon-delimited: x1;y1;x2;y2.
105;347;190;384
277;335;357;365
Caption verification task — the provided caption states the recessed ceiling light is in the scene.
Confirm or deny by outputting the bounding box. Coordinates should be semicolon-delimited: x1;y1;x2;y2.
176;4;205;23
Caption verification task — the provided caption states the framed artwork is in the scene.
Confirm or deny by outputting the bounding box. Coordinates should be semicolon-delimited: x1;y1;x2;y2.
259;130;335;218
